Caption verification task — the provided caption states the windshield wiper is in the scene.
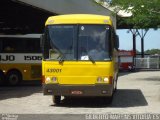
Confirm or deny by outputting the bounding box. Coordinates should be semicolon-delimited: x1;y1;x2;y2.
59;55;65;64
88;55;95;64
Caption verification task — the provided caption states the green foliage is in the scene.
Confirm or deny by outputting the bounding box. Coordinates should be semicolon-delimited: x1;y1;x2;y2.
145;49;160;55
111;0;160;29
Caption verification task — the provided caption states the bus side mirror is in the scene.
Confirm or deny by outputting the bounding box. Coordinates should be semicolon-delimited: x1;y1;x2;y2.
40;34;45;51
115;35;119;49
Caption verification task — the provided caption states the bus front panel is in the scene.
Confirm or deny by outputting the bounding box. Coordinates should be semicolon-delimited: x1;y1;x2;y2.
42;61;115;96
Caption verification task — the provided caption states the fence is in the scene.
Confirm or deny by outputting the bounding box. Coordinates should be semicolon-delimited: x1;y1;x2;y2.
134;57;160;69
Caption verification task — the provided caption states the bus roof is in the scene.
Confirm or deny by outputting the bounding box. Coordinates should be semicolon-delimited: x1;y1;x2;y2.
45;14;113;26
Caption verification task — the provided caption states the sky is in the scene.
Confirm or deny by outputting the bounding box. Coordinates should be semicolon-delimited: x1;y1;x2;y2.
116;28;160;51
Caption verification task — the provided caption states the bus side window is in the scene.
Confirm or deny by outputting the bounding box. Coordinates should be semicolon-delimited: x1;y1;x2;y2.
25;39;41;53
115;35;119;49
4;46;14;52
111;28;118;49
0;39;2;53
26;39;34;52
3;39;15;53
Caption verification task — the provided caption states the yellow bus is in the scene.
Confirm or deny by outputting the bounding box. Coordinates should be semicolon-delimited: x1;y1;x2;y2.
0;34;42;86
41;14;119;104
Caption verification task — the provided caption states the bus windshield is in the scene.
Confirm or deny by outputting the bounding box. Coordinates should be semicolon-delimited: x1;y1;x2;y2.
44;25;111;61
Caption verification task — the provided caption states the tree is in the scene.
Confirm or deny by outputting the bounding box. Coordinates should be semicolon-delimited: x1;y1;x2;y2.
108;0;160;57
145;49;160;55
111;0;160;29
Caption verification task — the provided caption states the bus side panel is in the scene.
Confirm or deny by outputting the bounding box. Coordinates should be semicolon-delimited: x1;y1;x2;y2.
1;63;41;80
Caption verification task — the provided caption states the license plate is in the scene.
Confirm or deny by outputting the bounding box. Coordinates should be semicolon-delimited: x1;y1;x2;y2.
71;90;83;95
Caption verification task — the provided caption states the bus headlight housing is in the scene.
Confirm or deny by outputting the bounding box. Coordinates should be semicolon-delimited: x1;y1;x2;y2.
52;77;57;82
45;76;58;84
103;77;109;83
46;77;51;83
97;77;103;82
96;76;112;84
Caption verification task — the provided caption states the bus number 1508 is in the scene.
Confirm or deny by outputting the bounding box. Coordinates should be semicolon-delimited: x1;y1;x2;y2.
24;56;42;61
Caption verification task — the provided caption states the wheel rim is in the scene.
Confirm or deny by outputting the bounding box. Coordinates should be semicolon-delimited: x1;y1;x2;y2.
9;74;19;85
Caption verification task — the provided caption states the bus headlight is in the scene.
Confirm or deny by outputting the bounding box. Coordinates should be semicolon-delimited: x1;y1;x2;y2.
45;77;51;83
96;76;112;84
45;76;58;84
103;77;109;83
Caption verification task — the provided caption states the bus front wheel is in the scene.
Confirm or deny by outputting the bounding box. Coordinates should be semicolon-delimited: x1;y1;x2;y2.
102;95;113;104
52;95;61;105
6;71;22;86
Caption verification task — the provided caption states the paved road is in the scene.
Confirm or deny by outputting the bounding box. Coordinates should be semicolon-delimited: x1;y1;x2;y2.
0;71;160;119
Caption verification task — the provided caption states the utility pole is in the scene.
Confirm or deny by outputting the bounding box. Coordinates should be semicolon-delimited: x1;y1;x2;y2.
130;29;138;57
137;29;149;58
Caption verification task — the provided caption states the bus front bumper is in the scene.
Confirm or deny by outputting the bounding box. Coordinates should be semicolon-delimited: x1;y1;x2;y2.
43;84;113;96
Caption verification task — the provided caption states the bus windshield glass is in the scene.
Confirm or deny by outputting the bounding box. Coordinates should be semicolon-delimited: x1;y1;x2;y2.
45;25;111;61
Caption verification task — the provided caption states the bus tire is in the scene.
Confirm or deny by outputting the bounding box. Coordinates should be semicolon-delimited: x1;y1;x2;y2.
53;95;61;105
6;70;22;86
0;71;5;85
107;95;113;104
101;95;113;104
103;87;114;104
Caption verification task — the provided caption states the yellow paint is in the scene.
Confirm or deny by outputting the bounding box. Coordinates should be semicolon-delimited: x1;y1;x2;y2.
1;63;41;80
42;61;114;85
43;14;118;87
45;14;112;26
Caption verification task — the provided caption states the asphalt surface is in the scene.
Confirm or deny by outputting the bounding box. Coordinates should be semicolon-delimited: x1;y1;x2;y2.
0;71;160;120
